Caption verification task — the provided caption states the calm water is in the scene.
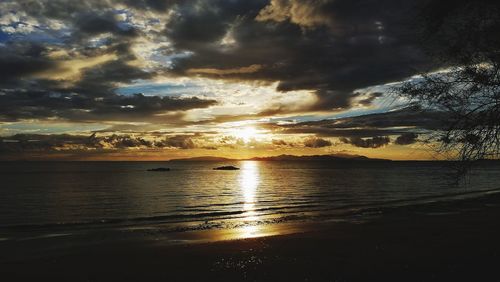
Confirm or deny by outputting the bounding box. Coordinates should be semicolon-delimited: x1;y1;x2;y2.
1;161;500;241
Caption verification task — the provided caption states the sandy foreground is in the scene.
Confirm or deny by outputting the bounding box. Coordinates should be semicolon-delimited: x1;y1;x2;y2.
2;192;500;281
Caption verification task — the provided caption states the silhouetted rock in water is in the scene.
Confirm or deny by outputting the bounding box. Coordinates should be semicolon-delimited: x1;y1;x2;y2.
213;166;239;170
147;168;170;172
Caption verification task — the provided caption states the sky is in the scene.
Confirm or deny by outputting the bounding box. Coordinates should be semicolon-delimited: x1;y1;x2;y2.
0;0;446;160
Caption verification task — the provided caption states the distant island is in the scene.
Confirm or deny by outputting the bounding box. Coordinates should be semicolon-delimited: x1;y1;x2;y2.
213;165;240;170
169;154;390;162
147;167;170;172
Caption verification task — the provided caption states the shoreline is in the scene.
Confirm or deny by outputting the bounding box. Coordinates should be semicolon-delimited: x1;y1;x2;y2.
2;186;499;245
3;191;500;280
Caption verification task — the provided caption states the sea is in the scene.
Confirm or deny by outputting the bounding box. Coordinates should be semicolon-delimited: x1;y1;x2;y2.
1;161;500;245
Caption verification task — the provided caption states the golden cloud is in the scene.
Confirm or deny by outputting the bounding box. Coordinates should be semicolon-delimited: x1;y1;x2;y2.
187;64;263;75
33;53;117;81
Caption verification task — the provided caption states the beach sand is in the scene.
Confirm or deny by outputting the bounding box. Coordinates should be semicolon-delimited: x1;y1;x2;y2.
2;193;500;281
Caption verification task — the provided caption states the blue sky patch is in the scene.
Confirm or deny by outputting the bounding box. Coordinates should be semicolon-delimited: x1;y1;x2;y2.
116;81;204;97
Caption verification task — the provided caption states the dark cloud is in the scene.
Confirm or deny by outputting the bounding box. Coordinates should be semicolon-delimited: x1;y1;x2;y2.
395;133;419;145
201;146;218;150
1;0;435;126
256;0;337;28
0;1;187;124
0;0;459;160
272;139;288;146
0;134;98;152
272;107;447;138
0;133;203;152
120;0;181;11
303;137;332;148
14;0;111;21
355;92;384;106
100;134;153;148
340;136;391;149
155;135;197;149
0;31;216;123
165;0;268;50
0;91;217;122
0;133;156;152
165;0;429;111
0;42;55;83
74;59;153;95
74;12;139;38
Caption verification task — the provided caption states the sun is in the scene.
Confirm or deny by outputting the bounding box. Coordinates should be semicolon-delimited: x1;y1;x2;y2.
234;126;258;143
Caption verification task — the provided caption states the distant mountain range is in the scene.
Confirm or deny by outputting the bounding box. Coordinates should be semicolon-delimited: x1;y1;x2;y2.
169;154;390;162
169;156;236;162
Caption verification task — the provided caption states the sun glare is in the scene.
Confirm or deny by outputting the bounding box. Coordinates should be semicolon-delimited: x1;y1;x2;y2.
234;126;258;143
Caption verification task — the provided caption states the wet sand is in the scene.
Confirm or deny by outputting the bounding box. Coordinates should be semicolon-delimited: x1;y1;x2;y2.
2;193;500;281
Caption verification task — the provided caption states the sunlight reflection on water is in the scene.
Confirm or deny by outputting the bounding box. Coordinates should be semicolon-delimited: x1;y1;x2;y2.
3;161;500;243
239;161;261;237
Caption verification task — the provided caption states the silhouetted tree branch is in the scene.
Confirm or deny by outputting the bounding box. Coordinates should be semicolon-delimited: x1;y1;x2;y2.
397;0;500;169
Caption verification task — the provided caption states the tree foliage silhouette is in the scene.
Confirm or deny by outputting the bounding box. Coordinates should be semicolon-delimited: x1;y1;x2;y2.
398;0;500;166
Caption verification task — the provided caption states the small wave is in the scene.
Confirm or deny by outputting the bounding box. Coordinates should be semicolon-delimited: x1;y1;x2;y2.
14;233;73;241
0;210;250;231
2;188;499;234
